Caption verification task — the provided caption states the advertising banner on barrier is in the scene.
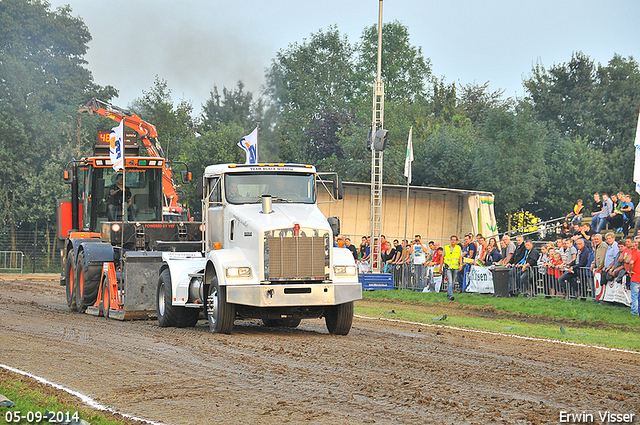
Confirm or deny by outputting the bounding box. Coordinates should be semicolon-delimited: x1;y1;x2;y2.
466;265;494;294
594;271;631;307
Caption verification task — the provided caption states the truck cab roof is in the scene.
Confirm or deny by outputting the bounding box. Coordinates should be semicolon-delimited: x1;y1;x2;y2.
203;163;316;176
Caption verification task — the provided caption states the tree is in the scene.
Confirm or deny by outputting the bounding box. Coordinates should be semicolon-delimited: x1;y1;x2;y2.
129;76;196;162
356;20;431;102
0;0;112;247
265;26;358;163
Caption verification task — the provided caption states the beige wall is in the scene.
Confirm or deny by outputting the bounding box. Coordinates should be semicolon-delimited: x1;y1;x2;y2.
317;182;494;244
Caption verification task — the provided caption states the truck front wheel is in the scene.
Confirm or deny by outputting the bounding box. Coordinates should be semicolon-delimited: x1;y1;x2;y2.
157;270;177;327
325;301;354;335
206;275;235;334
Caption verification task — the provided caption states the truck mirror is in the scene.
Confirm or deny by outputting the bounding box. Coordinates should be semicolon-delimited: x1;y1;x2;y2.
327;217;340;238
197;177;204;198
180;170;192;184
63;170;72;184
333;177;343;200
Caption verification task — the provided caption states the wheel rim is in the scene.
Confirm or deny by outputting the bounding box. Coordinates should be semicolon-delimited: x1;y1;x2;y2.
158;283;166;317
78;269;84;297
206;287;219;327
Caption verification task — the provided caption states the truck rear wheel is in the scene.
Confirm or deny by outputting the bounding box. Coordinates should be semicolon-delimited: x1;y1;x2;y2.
74;251;99;312
206;275;235;334
325;301;354;335
262;318;301;328
65;253;77;312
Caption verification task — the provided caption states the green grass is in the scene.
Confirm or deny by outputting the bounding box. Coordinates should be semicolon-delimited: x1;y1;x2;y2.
0;370;134;425
358;290;640;351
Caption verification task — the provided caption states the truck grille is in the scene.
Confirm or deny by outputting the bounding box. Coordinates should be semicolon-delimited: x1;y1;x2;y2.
265;236;328;281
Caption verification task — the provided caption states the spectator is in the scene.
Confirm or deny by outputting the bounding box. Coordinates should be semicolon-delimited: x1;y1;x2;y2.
549;251;566;297
345;237;358;260
590;193;603;229
596;193;613;233
521;240;540;296
608;193;625;233
627;236;640;317
537;244;550;284
566;199;584;225
443;235;463;301
485;237;502;265
427;246;444;292
604;232;619;282
391;239;403;263
359;236;367;259
560;222;572;239
558;238;591;299
382;241;394;273
572;223;595;248
509;239;538;296
559;238;577;264
412;235;428;289
634;200;640;236
621;194;634;237
362;237;371;262
590;233;607;302
499;235;516;265
460;234;477;291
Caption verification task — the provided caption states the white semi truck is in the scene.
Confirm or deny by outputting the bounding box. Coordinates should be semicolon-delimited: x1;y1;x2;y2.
157;163;362;335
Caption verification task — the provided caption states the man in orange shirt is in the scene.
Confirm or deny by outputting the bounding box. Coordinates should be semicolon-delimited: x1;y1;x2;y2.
627;236;640;316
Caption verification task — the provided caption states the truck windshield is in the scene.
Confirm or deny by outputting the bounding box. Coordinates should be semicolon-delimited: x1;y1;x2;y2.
225;172;315;204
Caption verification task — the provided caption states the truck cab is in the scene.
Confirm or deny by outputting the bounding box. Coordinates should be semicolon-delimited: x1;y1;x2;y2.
159;164;361;334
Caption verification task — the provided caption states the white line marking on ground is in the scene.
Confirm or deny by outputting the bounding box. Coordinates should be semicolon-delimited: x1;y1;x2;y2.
0;363;168;425
354;314;639;354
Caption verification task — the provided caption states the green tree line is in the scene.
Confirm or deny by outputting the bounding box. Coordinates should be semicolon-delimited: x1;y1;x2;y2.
2;0;640;243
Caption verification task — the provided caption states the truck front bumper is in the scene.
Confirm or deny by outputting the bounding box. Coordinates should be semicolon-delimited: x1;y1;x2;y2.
226;282;362;307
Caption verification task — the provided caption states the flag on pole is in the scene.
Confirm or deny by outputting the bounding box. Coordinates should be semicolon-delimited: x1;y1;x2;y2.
109;119;124;171
634;108;640;195
404;126;414;184
238;126;258;164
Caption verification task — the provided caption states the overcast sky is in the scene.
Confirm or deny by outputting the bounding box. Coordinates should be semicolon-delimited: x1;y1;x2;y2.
48;0;640;113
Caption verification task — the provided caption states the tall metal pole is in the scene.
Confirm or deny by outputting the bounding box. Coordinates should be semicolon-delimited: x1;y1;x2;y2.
370;0;384;273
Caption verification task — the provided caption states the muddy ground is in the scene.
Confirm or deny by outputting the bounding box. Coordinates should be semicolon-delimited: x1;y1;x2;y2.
0;274;638;424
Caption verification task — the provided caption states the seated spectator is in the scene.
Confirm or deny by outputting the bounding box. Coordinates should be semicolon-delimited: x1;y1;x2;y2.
560;222;572;239
608;193;625;233
596;193;613;233
590;193;603;229
621;194;634;237
566;199;584;225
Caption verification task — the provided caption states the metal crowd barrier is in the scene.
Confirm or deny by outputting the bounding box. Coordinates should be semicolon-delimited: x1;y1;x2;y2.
0;251;24;273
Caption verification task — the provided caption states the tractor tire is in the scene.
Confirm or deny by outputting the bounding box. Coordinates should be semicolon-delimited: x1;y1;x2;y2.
74;251;99;312
65;253;77;312
206;275;235;334
325;301;354;335
262;318;301;328
157;269;177;327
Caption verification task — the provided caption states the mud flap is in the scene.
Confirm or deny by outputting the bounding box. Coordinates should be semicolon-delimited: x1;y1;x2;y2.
108;251;164;320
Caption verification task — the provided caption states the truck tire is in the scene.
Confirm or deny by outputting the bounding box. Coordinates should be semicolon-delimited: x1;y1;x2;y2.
156;270;200;328
262;318;301;328
65;253;77;312
325;301;354;335
74;251;100;312
157;269;177;327
206;275;234;334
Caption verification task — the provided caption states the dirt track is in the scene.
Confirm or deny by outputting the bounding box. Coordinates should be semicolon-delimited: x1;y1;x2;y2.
0;274;638;425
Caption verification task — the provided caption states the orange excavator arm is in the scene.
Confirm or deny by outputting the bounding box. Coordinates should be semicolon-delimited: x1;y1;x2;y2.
78;98;181;208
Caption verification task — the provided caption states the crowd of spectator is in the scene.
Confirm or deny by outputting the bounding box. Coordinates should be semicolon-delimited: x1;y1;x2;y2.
336;191;640;317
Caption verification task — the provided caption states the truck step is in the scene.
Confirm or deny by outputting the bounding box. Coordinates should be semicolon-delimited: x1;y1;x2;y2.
183;302;203;308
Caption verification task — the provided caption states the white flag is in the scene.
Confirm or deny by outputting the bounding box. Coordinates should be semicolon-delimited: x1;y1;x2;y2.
238;126;258;164
634;108;640;195
109;119;124;171
404;126;413;184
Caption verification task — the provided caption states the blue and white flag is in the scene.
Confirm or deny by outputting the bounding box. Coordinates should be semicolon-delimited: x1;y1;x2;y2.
238;126;258;164
109;119;124;171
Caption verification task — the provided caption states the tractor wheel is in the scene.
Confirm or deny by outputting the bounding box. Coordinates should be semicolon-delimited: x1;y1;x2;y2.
206;275;235;334
325;301;354;335
74;251;99;312
65;253;77;312
262;318;301;328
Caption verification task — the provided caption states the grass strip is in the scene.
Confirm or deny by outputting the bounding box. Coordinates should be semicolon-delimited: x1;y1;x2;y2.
0;369;144;424
357;291;640;351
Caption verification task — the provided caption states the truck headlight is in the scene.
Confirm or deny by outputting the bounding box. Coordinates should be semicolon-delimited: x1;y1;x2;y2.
226;266;252;278
334;265;357;276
